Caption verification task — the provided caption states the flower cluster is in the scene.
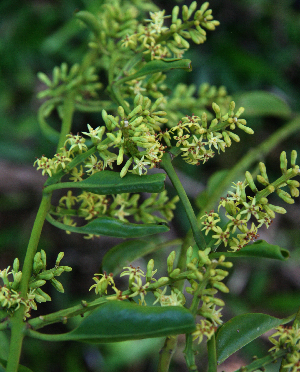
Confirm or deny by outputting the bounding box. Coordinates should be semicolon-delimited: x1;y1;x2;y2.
54;190;178;238
185;247;232;331
165;83;232;128
201;151;300;251
161;101;251;165
0;252;71;319
121;2;219;60
269;324;300;372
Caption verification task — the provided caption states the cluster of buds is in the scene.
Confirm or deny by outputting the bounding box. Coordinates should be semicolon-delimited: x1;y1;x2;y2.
201;151;300;252
185;247;232;329
55;190;178;238
121;2;219;60
0;252;71;319
269;324;300;372
37;62;102;100
161;100;251;165
165;83;232;128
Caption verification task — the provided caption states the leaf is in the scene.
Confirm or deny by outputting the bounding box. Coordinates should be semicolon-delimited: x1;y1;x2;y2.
0;358;34;372
116;59;192;85
211;240;290;261
46;214;169;238
102;239;157;276
75;171;166;195
44;171;166;194
234;91;291;118
29;301;196;343
216;313;294;364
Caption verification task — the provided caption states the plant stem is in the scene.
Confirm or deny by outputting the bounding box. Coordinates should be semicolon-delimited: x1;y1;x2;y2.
184;334;198;371
207;334;217;372
57;95;75;151
160;152;206;251
157;336;178;372
6;193;52;372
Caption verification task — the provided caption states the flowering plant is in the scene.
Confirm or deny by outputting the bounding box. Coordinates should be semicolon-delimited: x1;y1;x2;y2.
1;1;300;372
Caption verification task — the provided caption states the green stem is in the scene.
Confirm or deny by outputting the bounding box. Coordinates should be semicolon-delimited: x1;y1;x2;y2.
233;349;287;372
56;95;75;151
207;334;217;372
6;192;52;372
157;336;178;372
184;333;198;371
160;152;206;251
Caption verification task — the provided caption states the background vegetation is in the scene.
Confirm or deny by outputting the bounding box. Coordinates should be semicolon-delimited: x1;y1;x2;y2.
0;0;299;371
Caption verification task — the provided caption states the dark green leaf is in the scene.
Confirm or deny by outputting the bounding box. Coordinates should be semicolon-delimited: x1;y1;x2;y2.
102;239;157;276
45;171;166;194
116;59;192;85
234;91;291;118
77;171;166;194
46;214;169;238
29;301;196;343
211;240;290;261
216;313;294;364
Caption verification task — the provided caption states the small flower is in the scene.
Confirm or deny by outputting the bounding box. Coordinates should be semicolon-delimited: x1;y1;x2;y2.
89;272;115;295
69;165;84;182
132;156;151;175
153;287;184;306
192;319;217;344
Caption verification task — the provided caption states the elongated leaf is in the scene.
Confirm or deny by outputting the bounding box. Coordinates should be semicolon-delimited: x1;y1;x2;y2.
29;301;196;343
116;59;192;85
102;239;156;276
234;91;291;118
76;171;166;194
216;313;294;364
44;171;166;194
46;214;169;238
211;240;290;261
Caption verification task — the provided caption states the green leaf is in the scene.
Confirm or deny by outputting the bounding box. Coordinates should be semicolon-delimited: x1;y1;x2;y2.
216;313;294;364
29;301;196;343
0;358;34;372
46;214;169;238
234;91;291;118
76;171;166;195
44;171;166;194
102;239;157;276
115;59;192;85
211;240;290;261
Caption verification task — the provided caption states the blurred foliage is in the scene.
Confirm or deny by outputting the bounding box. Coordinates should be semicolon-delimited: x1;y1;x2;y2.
0;0;299;371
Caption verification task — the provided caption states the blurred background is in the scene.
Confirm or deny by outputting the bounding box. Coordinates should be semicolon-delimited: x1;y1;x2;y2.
0;0;300;371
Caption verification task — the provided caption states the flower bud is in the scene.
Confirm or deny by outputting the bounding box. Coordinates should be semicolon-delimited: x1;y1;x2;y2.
182;5;189;21
51;278;64;293
117;146;124;165
268;204;287;214
56;252;64;266
186;246;194;265
291;150;297;167
117;106;125;119
276;189;294;204
29;280;46;289
212;102;221;119
212;281;229;293
167;251;176;274
13;258;20;273
120;158;133;178
262;204;275;219
280;151;287;174
128;105;142;119
169;268;181;278
146;259;155;282
172;5;180;23
245;171;257;192
257;175;269;186
152;277;169;289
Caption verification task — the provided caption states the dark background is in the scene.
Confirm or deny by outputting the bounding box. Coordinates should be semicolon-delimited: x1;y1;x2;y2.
0;0;300;371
